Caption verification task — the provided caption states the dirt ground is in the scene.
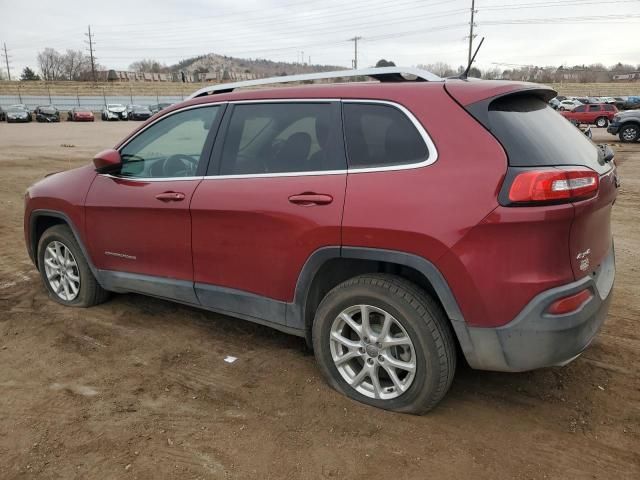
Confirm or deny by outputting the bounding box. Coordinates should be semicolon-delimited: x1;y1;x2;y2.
0;121;638;480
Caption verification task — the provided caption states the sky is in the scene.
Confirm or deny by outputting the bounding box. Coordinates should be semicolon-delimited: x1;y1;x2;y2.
1;0;639;77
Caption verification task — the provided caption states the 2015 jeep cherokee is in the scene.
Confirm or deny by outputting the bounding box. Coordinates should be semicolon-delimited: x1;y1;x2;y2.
24;68;617;414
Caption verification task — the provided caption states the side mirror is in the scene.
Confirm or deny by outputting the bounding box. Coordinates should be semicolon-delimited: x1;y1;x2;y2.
93;149;121;171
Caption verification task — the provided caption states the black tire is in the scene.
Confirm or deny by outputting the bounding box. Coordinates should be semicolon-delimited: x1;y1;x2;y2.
559;106;566;111
312;274;456;414
595;117;608;128
37;224;109;307
619;124;640;143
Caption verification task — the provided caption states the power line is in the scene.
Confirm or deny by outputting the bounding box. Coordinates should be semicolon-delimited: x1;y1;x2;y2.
85;25;97;82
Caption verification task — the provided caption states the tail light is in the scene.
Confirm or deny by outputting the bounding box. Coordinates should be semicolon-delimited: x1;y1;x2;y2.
546;288;593;315
504;167;599;205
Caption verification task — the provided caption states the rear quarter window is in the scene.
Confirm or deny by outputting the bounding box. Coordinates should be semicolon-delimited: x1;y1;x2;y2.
342;103;428;169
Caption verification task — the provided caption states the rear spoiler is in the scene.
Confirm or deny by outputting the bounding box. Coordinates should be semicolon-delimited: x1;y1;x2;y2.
444;81;557;129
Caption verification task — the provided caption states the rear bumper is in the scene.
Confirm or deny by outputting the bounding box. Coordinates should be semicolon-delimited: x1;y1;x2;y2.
457;245;615;372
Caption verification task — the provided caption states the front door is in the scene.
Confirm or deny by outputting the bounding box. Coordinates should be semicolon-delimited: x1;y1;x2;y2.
85;104;223;300
190;101;347;326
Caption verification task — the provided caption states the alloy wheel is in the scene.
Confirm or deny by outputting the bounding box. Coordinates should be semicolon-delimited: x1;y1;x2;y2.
622;126;638;141
329;304;416;400
43;240;80;301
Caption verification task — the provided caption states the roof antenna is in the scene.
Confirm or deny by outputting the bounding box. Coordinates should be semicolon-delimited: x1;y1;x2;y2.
460;37;485;80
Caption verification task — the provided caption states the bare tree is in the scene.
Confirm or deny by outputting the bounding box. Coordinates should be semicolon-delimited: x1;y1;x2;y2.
62;49;90;80
419;62;456;77
37;48;65;80
129;59;167;73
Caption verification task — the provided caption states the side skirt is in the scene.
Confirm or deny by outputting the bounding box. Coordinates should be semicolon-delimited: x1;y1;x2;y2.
96;269;304;337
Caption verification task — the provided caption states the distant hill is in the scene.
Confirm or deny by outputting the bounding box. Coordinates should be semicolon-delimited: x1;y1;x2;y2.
169;53;345;81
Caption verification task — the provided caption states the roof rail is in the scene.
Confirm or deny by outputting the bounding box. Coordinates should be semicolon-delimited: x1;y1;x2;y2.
187;66;443;99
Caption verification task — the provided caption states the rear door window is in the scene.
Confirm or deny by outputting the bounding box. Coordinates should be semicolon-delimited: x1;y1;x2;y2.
603;105;615;111
588;105;602;112
342;103;429;169
217;102;344;175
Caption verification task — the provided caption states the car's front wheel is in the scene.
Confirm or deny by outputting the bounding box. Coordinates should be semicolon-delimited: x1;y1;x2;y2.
595;116;608;128
312;274;456;414
619;124;640;143
37;225;109;307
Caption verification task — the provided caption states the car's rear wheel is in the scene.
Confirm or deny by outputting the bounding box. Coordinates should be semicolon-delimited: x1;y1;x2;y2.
37;225;109;307
595;116;608;128
312;274;456;414
619;124;640;143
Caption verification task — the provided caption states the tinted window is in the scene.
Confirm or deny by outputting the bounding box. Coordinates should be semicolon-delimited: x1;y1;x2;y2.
119;106;219;178
574;105;586;112
219;103;343;175
487;96;600;170
343;103;428;168
589;105;602;111
603;105;615;111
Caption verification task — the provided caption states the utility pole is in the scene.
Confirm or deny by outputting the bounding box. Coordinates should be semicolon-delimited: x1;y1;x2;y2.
2;43;11;80
85;25;97;82
467;0;477;65
350;36;362;69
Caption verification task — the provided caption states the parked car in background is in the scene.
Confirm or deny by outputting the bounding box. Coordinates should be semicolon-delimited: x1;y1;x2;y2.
560;103;617;127
575;97;591;105
34;105;61;123
623;96;640;110
101;104;127;121
599;97;616;104
67;107;95;122
23;68;617;414
607;110;640;142
126;104;152;121
149;103;172;114
558;99;582;111
6;106;32;123
613;97;628;109
549;98;561;109
9;104;33;114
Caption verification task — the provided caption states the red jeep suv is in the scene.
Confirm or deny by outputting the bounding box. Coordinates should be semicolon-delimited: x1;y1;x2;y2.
560;102;618;128
23;68;617;414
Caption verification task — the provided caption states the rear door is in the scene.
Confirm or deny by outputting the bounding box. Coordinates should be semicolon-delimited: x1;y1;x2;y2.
190;101;347;326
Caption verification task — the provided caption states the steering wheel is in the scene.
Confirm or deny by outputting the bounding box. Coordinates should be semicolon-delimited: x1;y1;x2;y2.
163;154;198;177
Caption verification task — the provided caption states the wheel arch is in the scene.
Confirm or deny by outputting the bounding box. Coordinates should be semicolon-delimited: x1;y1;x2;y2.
29;210;98;277
290;247;474;360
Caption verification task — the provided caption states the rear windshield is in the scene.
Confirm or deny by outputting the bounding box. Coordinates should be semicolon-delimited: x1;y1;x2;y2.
487;95;600;169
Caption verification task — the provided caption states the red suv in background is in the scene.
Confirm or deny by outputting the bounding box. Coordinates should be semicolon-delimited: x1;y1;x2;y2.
23;68;617;414
561;103;618;127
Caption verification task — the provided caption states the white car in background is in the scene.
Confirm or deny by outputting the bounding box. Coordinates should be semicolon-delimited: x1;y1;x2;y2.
101;104;127;121
558;99;583;111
